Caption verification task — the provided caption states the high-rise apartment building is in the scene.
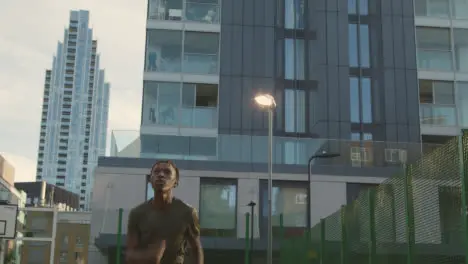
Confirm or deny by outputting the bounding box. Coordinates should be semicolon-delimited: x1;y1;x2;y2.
90;0;435;263
36;10;110;210
414;0;468;146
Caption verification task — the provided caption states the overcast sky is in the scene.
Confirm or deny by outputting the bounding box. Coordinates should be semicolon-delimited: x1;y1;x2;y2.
0;1;146;182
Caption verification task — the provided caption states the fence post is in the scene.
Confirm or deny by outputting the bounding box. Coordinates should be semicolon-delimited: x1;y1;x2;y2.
368;189;376;264
458;131;468;264
320;218;326;264
340;205;347;264
403;164;415;264
244;213;250;264
116;208;123;264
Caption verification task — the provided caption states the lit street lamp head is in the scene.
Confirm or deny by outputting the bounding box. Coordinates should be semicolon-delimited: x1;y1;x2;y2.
254;94;276;108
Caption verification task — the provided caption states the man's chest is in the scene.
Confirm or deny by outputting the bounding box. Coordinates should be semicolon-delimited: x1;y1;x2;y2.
137;210;187;243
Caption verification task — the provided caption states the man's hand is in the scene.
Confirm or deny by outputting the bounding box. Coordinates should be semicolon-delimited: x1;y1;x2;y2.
152;239;166;264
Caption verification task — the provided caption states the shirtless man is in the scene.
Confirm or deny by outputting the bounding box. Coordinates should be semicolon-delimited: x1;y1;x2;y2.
126;160;204;264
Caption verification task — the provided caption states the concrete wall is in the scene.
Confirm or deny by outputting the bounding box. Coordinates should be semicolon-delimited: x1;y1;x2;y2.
90;166;385;243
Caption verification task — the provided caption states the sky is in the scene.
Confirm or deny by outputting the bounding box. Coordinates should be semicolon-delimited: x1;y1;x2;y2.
0;1;146;182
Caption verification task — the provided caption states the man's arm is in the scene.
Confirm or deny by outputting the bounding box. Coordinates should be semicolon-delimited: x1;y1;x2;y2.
186;208;204;264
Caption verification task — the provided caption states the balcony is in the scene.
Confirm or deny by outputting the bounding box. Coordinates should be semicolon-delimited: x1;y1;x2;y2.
148;0;220;24
180;107;217;128
183;53;218;74
109;130;443;169
417;49;453;71
414;0;468;20
420;104;457;126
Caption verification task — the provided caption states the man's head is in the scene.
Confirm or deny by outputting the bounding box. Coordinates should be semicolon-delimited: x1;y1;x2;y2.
149;160;179;192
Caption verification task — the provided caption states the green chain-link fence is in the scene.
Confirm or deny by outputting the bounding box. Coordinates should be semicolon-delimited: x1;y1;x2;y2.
277;131;468;264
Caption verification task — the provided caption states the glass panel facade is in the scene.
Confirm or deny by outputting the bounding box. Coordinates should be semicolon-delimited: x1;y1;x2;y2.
457;82;468;126
419;80;456;126
183;32;219;74
416;27;452;71
146;30;219;74
146;30;183;72
148;0;220;24
142;81;218;128
350;77;372;123
285;0;304;29
349;24;370;67
348;0;368;15
284;89;306;133
199;180;236;236
453;29;468;72
415;0;468;19
285;39;305;80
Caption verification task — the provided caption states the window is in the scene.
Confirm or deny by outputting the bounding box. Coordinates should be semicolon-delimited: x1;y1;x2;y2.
351;132;372;141
260;181;308;237
350;77;372;123
148;0;220;24
181;83;218;128
457;82;468;126
285;0;304;29
416;27;452;71
348;0;368;15
199;179;237;237
142;81;218;129
419;80;456;126
146;29;183;72
285;39;305;80
349;24;370;67
284;89;306;133
414;0;451;18
453;29;468;72
183;32;219;74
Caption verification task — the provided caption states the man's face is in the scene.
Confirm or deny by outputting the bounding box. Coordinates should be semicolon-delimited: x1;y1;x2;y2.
150;163;177;192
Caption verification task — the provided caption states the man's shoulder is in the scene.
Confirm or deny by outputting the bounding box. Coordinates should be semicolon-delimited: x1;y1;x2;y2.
129;201;151;216
173;197;196;213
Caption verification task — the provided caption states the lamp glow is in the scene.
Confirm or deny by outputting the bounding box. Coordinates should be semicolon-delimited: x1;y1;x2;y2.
254;94;276;108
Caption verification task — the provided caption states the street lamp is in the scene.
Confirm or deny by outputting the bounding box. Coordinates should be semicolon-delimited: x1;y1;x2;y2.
247;201;256;264
254;93;276;264
307;151;340;230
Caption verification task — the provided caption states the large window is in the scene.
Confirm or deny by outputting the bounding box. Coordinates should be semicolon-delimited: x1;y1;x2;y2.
416;27;452;71
350;77;372;123
260;181;308;237
142;81;218;128
285;39;305;80
414;0;468;19
183;32;219;74
453;29;468;72
457;82;468;126
284;89;306;133
419;80;456;126
148;0;220;24
199;179;237;237
285;0;304;29
146;30;219;74
348;0;368;15
349;24;370;68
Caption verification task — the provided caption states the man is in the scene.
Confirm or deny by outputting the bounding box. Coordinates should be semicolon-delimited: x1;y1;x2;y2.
126;160;204;264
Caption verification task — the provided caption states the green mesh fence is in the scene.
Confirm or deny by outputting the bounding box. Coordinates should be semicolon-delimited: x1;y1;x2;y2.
278;131;468;264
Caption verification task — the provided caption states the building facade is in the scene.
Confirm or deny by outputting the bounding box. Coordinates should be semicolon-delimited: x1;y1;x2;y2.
35;10;110;210
87;0;441;262
18;209;90;264
0;155;15;186
414;0;468;145
14;181;80;211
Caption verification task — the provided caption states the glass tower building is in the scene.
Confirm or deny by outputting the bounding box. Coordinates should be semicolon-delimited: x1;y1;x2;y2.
36;10;110;210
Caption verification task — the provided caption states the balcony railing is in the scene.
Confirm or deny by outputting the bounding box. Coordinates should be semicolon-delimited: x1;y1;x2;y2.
417;49;453;71
180;107;218;128
148;1;220;24
420;104;457;126
183;53;218;74
109;130;443;169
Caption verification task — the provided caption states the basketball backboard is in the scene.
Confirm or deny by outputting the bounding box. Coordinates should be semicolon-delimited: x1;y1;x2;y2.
0;204;18;239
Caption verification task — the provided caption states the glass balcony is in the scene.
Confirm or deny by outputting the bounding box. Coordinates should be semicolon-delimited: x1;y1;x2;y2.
185;2;220;23
420;104;457;126
147;0;220;24
418;49;453;71
180;107;217;128
183;53;218;74
110;130;443;168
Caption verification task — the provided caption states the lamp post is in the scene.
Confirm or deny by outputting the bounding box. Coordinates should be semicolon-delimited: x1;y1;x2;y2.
307;151;340;230
254;94;276;264
247;201;256;264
